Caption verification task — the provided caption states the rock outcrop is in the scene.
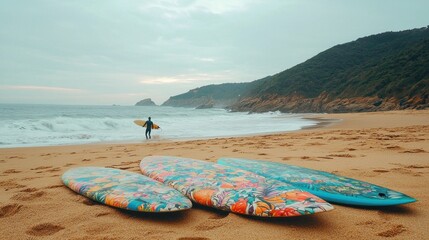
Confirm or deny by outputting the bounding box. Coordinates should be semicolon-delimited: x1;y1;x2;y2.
135;98;156;106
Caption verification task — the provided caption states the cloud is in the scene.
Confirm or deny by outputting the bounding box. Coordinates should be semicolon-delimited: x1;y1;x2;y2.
0;85;84;92
195;57;216;62
139;72;227;85
190;0;250;14
139;0;254;19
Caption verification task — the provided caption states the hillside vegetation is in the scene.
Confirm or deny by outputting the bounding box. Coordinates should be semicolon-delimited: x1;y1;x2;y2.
162;78;269;108
163;27;429;112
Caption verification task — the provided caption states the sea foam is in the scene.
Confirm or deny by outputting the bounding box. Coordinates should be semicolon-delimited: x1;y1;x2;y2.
0;104;317;148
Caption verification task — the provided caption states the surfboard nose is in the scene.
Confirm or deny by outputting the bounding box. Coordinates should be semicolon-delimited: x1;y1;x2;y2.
62;167;193;213
217;158;417;207
254;189;335;217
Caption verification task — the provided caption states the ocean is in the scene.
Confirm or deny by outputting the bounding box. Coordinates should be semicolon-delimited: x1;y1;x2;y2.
0;104;318;148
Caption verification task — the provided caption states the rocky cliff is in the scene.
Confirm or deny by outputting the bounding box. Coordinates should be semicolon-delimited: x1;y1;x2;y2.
228;93;428;113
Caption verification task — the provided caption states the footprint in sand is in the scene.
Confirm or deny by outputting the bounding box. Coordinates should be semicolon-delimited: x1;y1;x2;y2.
21;176;43;181
300;156;320;161
195;219;227;231
386;145;403;150
328;154;355;158
26;223;65;236
373;169;390;173
3;169;21;174
44;184;64;189
46;167;62;173
400;148;427;153
0;203;23;218
390;167;422;177
95;212;111;217
405;165;429;169
31;166;53;170
0;180;26;191
11;191;46;201
355;212;408;237
305;142;326;146
377;224;407;237
194;212;230;231
20;187;38;193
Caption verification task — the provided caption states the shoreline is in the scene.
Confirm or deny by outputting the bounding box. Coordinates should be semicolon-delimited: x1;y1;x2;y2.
0;110;428;239
0;113;333;150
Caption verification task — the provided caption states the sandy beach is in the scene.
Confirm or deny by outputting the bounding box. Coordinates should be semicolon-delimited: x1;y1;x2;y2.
0;110;428;240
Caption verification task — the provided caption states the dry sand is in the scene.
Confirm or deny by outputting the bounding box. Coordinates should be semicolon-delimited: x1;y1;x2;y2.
0;110;428;240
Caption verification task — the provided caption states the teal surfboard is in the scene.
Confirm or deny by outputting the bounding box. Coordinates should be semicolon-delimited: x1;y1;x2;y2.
217;158;416;206
62;167;192;212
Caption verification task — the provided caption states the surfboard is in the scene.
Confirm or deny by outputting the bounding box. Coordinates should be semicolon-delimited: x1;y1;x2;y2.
134;120;160;129
140;156;333;217
217;158;416;206
62;167;192;212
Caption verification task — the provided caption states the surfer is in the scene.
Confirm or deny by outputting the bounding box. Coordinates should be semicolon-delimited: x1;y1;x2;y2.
143;117;153;139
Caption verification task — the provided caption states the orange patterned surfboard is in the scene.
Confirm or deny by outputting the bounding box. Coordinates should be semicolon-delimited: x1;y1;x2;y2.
140;156;334;217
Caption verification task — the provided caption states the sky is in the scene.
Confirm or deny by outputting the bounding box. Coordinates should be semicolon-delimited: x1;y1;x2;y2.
1;0;428;105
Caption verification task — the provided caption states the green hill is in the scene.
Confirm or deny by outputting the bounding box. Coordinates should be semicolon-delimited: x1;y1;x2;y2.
164;27;429;112
232;27;429;112
162;78;269;108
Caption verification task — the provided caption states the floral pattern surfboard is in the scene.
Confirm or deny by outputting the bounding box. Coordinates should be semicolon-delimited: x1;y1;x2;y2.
217;158;416;206
62;167;192;212
140;156;334;217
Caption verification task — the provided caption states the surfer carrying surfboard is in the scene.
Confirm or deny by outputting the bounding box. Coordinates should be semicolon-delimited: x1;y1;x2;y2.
143;117;153;139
